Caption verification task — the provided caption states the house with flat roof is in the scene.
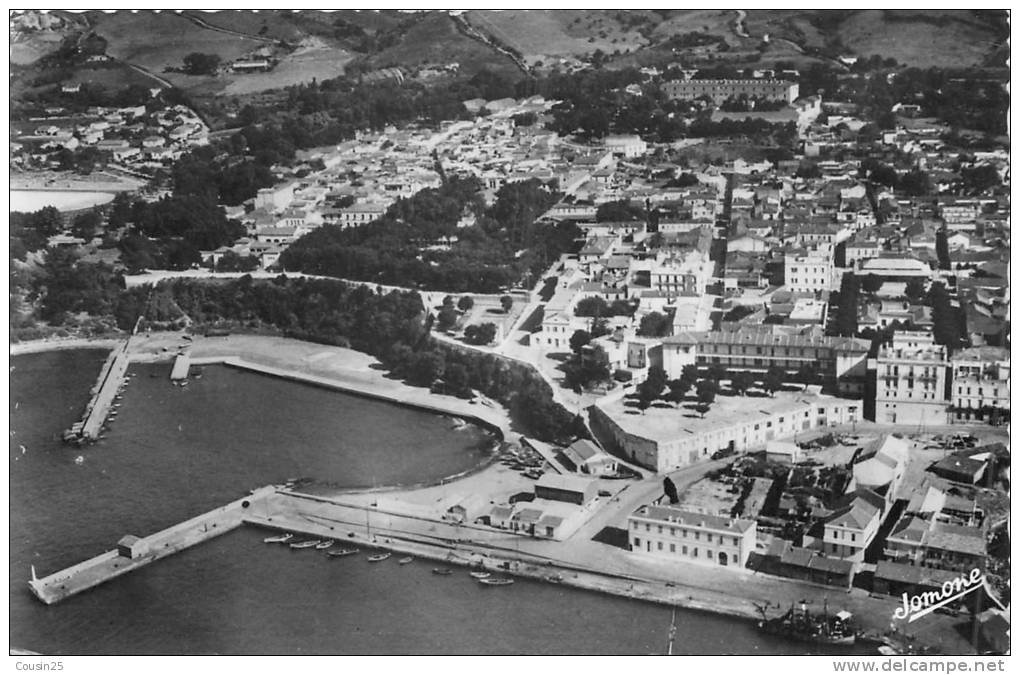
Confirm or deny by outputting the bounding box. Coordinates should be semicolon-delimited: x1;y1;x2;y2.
628;504;757;568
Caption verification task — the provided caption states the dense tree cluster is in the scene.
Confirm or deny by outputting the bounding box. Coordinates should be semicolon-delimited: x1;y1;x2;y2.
280;177;575;292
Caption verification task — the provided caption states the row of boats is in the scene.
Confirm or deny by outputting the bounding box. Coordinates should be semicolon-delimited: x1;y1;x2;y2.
265;532;514;586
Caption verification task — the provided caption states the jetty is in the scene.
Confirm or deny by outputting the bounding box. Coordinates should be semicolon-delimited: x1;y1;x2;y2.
63;340;131;444
29;487;275;605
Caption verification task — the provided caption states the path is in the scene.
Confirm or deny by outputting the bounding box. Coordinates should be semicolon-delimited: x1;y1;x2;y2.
451;12;531;76
180;11;281;45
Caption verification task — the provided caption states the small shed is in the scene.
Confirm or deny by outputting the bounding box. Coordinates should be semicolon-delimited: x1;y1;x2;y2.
117;535;146;559
766;440;802;464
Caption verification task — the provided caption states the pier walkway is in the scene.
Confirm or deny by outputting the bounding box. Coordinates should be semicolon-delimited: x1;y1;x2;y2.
29;487;275;605
65;339;131;443
28;485;974;653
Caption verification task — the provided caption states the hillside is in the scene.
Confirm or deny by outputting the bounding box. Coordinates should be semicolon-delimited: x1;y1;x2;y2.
741;10;1007;68
355;11;520;79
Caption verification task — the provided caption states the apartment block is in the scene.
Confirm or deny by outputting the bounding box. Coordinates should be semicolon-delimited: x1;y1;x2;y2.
950;346;1010;423
628;504;757;568
870;331;950;425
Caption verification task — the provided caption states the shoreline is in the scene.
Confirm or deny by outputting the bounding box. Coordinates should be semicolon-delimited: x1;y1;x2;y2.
10;337;121;356
10;334;979;653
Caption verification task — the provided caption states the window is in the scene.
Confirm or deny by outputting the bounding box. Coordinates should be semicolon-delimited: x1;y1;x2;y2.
706;533;713;543
657;541;663;551
670;544;676;553
646;524;650;532
682;545;688;555
658;525;663;534
851;533;856;542
732;537;738;547
707;550;713;559
694;532;700;540
693;548;698;557
671;528;676;536
634;538;641;547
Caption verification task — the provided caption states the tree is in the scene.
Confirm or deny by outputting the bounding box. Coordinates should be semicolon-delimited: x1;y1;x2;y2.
900;169;932;197
762;365;785;397
575;296;609;317
961;164;1001;194
695;379;718;417
437;306;458;332
794;360;816;383
457;295;474;312
706;362;727;383
595;199;644;222
862;274;884;295
464;322;497;345
569;329;592;354
70;208;103;241
904;278;927;302
637;311;671;337
663;476;679;504
935;228;951;270
730;371;753;396
667;378;690;405
500;295;513;313
182;52;222;76
443;363;470;396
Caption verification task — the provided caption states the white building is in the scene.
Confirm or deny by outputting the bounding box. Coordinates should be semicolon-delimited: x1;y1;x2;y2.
628;504;757;568
950;346;1010;423
604;134;648;158
870;331;950;425
785;253;832;294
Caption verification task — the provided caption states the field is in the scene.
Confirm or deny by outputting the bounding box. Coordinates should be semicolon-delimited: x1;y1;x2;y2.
465;10;651;63
222;38;354;95
741;9;1005;69
361;12;519;79
839;10;1002;67
90;11;258;74
10;31;65;65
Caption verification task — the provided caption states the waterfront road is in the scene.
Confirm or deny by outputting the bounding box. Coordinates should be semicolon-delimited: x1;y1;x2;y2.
258;487;975;654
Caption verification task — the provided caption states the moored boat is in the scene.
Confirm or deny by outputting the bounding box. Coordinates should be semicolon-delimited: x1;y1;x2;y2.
478;577;513;586
315;539;335;550
327;548;359;558
432;568;453;575
367;552;391;562
289;540;320;549
469;571;491;579
398;556;414;565
755;601;856;645
264;533;293;544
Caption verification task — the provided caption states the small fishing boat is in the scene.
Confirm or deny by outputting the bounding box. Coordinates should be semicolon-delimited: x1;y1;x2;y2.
264;533;293;544
327;548;359;558
367;552;391;562
315;539;335;550
398;556;414;565
478;577;514;586
432;568;454;576
469;571;491;579
289;540;320;549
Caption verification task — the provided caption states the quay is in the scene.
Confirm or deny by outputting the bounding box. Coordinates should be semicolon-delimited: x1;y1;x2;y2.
29;487;276;605
63;339;131;444
27;485;973;653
